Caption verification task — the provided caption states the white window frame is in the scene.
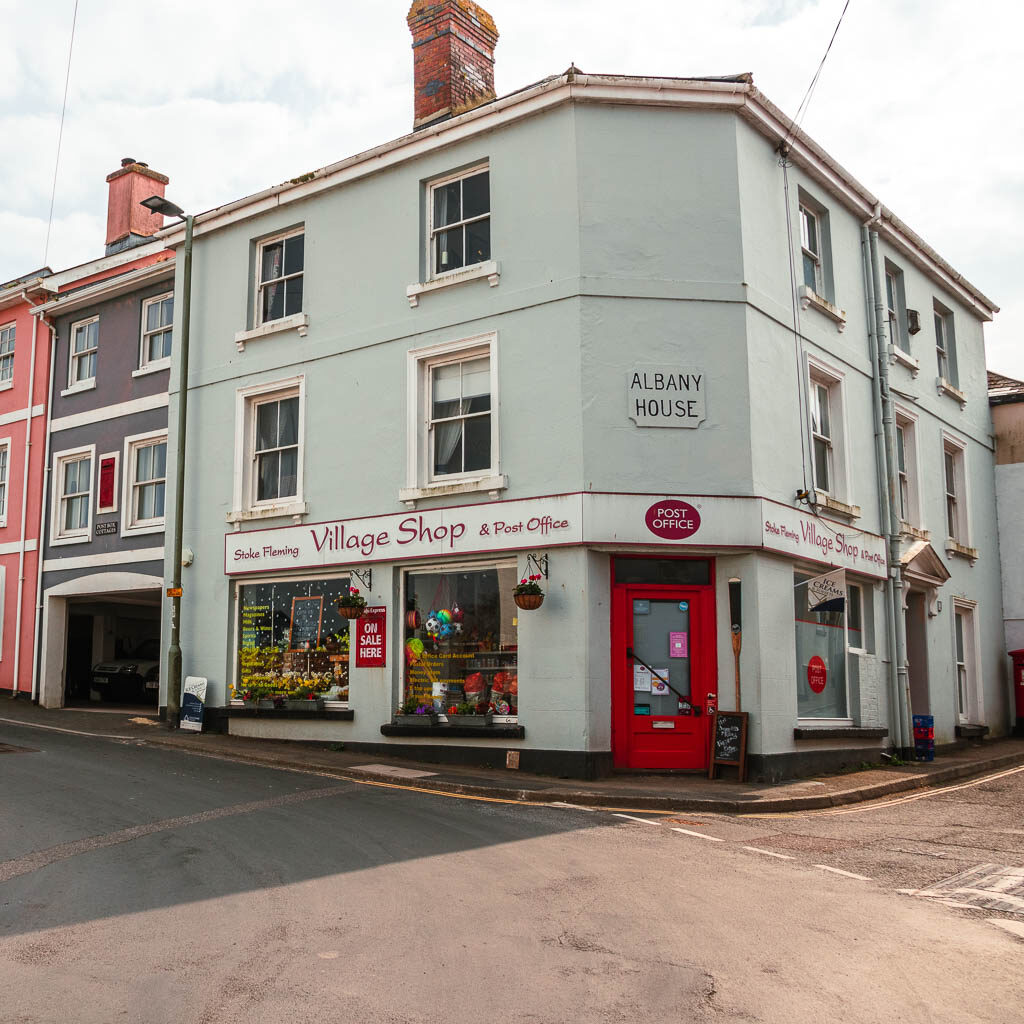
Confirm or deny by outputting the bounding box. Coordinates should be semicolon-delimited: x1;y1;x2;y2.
807;358;850;505
846;581;868;655
0;438;10;527
401;332;505;505
952;600;983;726
51;444;95;546
121;430;168;537
942;432;970;547
229;376;307;523
427;163;491;282
138;291;174;374
66;316;99;393
96;451;119;515
401;557;519;724
894;406;922;529
799;203;823;296
255;228;304;329
0;322;15;389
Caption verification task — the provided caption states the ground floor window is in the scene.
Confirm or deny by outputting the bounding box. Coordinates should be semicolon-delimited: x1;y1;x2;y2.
403;563;518;718
235;576;350;703
794;571;849;719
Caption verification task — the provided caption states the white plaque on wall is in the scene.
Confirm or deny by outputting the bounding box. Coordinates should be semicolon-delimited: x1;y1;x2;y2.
628;367;705;428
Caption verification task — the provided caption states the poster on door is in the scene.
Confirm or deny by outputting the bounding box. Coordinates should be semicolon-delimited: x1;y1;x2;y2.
355;606;387;667
650;669;671;696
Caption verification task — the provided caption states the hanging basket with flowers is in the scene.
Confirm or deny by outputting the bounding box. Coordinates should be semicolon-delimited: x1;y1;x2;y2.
337;585;367;620
513;574;545;610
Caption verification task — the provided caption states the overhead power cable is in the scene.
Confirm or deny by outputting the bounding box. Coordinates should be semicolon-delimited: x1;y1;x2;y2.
43;0;80;267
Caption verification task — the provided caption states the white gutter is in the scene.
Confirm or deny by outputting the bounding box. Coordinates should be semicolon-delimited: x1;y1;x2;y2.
11;292;39;696
29;311;56;703
149;71;995;321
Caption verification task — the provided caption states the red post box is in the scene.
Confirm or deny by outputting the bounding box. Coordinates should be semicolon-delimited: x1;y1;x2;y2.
1009;650;1024;736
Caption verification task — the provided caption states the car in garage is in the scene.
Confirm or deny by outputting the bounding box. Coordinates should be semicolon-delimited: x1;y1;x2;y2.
91;638;161;703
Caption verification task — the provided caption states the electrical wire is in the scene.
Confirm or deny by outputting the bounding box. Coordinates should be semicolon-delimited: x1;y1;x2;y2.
43;0;80;267
783;0;852;148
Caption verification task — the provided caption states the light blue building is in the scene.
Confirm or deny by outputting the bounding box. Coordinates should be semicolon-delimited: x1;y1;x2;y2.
159;2;1003;779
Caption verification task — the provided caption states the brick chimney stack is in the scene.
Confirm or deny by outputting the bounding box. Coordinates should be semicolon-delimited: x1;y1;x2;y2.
104;157;170;255
407;0;498;130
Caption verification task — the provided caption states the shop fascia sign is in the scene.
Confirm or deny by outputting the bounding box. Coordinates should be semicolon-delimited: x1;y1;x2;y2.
223;492;887;579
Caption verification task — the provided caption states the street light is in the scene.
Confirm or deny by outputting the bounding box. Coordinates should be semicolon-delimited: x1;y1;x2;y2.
142;194;193;727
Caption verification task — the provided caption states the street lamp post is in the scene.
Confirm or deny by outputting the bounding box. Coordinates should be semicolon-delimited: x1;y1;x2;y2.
141;196;192;726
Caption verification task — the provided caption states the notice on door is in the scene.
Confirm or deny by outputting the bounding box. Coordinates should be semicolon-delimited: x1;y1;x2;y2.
669;632;688;658
633;665;652;692
355;606;387;667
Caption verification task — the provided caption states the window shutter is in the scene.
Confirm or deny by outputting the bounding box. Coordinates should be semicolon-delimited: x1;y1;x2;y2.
98;456;117;510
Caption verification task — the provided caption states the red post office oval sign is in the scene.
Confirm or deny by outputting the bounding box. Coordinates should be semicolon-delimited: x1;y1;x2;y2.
645;500;701;540
807;655;827;694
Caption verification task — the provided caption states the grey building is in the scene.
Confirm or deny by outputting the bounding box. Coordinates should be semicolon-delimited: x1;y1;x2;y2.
159;3;1003;779
33;160;175;708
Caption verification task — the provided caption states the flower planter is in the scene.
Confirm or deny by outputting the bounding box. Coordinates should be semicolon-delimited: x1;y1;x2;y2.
446;714;493;727
513;592;544;611
257;699;281;710
286;699;325;711
395;713;439;726
337;603;365;620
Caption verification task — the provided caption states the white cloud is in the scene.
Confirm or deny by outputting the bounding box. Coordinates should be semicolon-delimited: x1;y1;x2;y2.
2;0;1020;372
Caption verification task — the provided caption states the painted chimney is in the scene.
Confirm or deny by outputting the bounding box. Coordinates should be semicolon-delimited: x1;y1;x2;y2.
104;157;170;255
407;0;498;130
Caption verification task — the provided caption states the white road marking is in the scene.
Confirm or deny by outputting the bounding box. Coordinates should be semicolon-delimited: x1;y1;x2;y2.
815;864;872;880
743;846;796;860
614;813;664;826
0;716;133;741
550;802;596;811
672;827;724;842
987;919;1024;940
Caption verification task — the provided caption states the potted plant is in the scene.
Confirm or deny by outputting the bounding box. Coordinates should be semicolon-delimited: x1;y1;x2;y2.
337;585;367;620
395;696;439;726
513;574;545;610
445;700;493;727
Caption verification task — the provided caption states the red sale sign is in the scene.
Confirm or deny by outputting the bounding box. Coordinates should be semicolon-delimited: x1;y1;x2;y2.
355;606;387;667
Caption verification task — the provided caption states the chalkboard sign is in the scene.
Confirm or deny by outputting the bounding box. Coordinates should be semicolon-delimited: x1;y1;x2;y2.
708;711;749;782
289;596;324;650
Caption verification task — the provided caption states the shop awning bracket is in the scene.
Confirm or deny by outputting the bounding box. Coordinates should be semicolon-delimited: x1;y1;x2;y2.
350;567;372;592
526;552;548;580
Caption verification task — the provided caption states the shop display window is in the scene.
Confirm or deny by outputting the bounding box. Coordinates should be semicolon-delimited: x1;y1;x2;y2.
793;571;849;720
235;576;351;703
403;564;518;719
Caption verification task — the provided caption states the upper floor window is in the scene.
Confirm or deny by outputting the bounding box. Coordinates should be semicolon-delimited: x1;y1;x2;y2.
53;447;93;543
0;323;14;384
799;203;822;295
69;316;99;389
0;440;9;525
894;409;920;527
934;300;958;387
810;379;833;495
429;166;490;278
884;263;908;353
943;435;969;546
254;394;299;503
257;230;304;326
124;432;167;534
140;293;174;371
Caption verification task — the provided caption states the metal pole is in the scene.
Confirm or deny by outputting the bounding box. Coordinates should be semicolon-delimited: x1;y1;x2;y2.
165;213;193;726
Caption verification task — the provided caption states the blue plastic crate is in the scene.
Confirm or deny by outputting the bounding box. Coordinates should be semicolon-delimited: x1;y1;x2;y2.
913;714;934;729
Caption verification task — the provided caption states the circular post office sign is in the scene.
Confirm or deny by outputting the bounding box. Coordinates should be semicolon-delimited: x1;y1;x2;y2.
645;500;701;540
807;655;827;694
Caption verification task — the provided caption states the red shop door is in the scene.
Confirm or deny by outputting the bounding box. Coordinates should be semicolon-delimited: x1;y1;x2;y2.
611;584;717;771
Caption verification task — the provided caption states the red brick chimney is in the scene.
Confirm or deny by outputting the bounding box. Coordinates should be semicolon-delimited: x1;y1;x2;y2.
104;157;170;255
407;0;499;130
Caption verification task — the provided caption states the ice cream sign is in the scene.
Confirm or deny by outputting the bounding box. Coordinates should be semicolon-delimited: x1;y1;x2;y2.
628;367;705;428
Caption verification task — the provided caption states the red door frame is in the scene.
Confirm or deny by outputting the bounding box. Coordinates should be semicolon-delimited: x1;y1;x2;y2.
610;557;718;771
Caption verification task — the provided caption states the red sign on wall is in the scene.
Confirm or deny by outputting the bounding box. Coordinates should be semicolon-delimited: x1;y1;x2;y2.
807;655;827;694
355;606;387;667
644;500;701;540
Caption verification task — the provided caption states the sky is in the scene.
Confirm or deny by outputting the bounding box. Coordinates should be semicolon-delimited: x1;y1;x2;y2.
1;0;1020;374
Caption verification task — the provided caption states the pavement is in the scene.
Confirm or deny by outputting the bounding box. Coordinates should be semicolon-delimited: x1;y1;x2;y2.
3;695;1024;813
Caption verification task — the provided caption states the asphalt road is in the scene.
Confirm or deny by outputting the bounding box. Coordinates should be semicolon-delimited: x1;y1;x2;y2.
2;721;1023;1023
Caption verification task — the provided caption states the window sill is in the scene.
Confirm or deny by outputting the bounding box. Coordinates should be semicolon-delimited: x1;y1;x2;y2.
61;380;96;397
380;721;525;739
936;377;966;408
815;494;860;520
234;313;309;352
226;501;309;525
399;474;508;507
945;538;978;565
798;286;846;332
121;521;164;538
50;533;90;547
900;522;930;542
890;346;919;377
132;361;171;378
0;380;13;393
406;260;500;308
793;726;888;740
228;704;354;721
